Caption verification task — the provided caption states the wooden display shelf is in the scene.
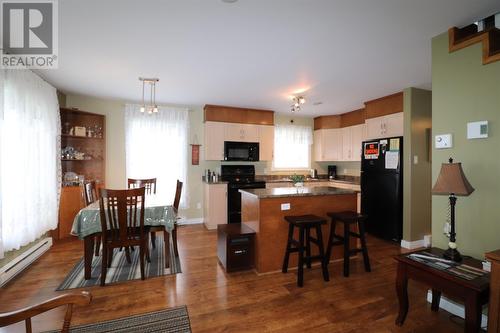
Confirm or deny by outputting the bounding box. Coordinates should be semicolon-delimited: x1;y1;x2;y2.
61;134;103;140
61;159;103;162
59;107;105;239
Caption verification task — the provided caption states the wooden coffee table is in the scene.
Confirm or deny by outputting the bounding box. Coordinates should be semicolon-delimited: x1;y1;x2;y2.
394;248;490;333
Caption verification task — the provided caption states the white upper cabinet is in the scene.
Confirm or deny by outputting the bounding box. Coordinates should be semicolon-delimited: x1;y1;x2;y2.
204;121;225;161
315;128;342;161
258;125;274;161
313;130;323;161
340;124;365;161
349;124;365;161
365;112;403;140
225;123;259;142
341;127;352;161
384;112;404;137
314;124;365;162
204;122;274;161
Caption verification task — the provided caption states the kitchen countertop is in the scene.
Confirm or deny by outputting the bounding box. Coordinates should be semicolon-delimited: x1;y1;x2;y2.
240;186;356;199
256;175;360;185
202;176;228;184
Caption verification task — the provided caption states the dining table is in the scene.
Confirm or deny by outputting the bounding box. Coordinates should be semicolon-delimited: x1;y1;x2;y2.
71;194;177;279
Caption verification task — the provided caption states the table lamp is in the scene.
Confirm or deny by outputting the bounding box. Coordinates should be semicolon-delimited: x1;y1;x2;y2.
432;158;474;262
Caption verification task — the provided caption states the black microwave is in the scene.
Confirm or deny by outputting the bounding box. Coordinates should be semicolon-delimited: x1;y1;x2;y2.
224;141;259;161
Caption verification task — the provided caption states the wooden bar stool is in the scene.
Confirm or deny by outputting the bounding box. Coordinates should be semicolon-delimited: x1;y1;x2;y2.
282;214;329;287
325;211;371;277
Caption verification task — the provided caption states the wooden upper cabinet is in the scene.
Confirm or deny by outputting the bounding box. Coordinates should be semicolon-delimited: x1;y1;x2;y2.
204;105;274;125
364;92;403;119
314;115;341;130
341;108;366;127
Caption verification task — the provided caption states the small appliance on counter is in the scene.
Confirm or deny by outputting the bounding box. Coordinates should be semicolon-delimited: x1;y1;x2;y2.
328;165;337;180
310;169;318;179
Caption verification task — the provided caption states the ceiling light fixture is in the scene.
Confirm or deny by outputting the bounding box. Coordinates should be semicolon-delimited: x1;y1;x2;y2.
291;95;306;113
139;77;159;114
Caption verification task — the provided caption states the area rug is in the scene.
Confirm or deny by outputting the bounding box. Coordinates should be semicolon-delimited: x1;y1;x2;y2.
57;233;181;290
44;306;191;333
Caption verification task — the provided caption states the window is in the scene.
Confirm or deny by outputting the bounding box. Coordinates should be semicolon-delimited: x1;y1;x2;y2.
273;124;312;169
125;104;189;209
0;70;60;258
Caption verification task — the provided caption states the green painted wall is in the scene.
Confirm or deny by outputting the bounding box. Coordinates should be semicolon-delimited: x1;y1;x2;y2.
402;87;432;242
432;32;500;258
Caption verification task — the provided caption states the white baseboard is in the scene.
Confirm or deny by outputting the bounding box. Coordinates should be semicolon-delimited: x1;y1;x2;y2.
426;290;488;328
177;217;203;225
0;237;52;287
400;239;426;249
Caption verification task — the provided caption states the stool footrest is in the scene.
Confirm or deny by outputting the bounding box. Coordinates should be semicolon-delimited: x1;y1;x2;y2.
349;248;364;255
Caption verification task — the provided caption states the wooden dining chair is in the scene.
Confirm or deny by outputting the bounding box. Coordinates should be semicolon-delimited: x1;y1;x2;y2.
172;180;183;258
82;181;102;256
98;187;150;286
127;178;157;194
127;178;161;250
83;181;98;206
143;179;183;269
0;291;92;333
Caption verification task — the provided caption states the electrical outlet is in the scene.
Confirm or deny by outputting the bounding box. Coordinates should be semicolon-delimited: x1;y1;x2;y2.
281;203;291;210
196;202;201;209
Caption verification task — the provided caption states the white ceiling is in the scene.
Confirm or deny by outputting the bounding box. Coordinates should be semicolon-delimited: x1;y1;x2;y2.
38;0;500;115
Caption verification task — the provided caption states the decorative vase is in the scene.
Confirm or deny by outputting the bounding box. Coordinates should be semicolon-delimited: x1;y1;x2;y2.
294;182;304;187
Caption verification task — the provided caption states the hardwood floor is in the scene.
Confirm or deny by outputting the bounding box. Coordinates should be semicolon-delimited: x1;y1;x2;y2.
0;225;468;332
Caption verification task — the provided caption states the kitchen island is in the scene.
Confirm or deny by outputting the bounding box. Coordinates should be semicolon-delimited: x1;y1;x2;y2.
240;186;358;274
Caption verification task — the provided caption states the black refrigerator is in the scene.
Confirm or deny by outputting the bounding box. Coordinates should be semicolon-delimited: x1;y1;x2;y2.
361;136;403;242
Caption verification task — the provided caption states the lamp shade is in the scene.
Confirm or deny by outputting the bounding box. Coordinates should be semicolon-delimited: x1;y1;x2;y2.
432;159;475;196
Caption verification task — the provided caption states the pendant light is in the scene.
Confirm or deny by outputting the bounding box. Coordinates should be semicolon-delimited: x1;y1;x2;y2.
139;77;159;114
291;95;306;113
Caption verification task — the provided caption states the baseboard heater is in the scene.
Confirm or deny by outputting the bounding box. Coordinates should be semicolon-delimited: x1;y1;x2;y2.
0;237;53;287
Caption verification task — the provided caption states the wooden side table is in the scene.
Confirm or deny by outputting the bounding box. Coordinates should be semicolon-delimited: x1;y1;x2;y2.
394;248;490;333
486;249;500;333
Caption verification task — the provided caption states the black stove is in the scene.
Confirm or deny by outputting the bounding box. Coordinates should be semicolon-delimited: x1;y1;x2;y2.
221;165;266;224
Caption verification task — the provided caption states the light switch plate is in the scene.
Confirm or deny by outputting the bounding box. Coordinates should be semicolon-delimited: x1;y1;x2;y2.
435;134;452;149
281;203;290;211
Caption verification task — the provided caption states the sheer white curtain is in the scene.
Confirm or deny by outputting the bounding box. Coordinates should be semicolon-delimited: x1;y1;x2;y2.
273;124;313;169
125;104;189;209
0;69;60;257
